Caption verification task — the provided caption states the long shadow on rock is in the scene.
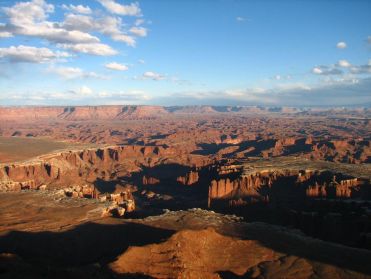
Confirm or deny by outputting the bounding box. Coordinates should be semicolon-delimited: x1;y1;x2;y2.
191;143;234;155
124;163;195;198
94;178;121;194
122;163;222;210
0;222;175;267
138;164;192;182
219;139;277;157
236;223;371;275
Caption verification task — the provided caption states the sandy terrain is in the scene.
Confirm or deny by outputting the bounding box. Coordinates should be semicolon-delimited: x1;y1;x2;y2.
0;136;96;164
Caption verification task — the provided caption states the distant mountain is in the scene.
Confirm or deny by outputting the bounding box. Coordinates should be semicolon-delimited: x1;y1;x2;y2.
0;105;368;121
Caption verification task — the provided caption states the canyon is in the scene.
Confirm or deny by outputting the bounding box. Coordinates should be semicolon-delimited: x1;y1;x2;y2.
0;106;370;278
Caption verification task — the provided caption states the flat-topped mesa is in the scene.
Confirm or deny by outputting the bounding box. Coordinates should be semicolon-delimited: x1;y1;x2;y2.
60;105;169;120
4;105;365;122
0;145;212;192
59;106;124;120
207;169;369;208
0;106;65;120
0;106;169;121
116;105;168;120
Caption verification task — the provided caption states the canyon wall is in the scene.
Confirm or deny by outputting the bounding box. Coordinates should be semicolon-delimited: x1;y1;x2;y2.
0;145;211;192
208;170;369;207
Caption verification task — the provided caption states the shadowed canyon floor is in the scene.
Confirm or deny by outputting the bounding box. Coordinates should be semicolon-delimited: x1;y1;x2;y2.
0;106;370;278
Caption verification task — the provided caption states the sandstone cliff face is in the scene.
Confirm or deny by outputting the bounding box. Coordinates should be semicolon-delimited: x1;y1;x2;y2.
208;170;368;208
142;175;160;185
176;170;199;185
0;145;211;192
305;178;360;198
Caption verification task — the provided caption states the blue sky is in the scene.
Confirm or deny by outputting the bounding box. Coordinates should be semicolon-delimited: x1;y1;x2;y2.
0;0;370;106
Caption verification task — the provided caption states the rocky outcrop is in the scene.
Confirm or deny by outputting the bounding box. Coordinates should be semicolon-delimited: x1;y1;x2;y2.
142;175;160;185
208;173;272;207
306;178;360;198
0;145;211;192
110;227;281;278
307;140;370;163
176;170;199;185
63;184;98;199
208;170;369;208
109;221;371;279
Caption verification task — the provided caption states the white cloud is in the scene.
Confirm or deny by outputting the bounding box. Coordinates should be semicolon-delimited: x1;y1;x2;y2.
47;66;105;79
336;41;347;49
142;71;165;81
95;15;122;36
97;0;141;16
350;63;371;74
312;67;323;74
77;85;93;96
313;59;371;76
3;0;100;44
272;74;291;81
62;14;137;47
49;66;83;79
155;76;371;107
0;23;12;38
0;45;70;63
312;65;342;75
129;26;147;37
59;43;118;56
1;86;153;105
62;4;92;14
1;0;146;56
105;62;128;71
0;31;12;38
275;82;311;91
4;0;54;26
63;14;117;35
225;88;266;97
62;13;95;32
236;17;246;22
135;19;145;26
96;90;150;101
337;59;351;68
111;34;136;47
38;28;100;44
138;59;145;64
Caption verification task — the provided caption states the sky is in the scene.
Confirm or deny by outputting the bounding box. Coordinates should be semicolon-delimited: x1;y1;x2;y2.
0;0;370;106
